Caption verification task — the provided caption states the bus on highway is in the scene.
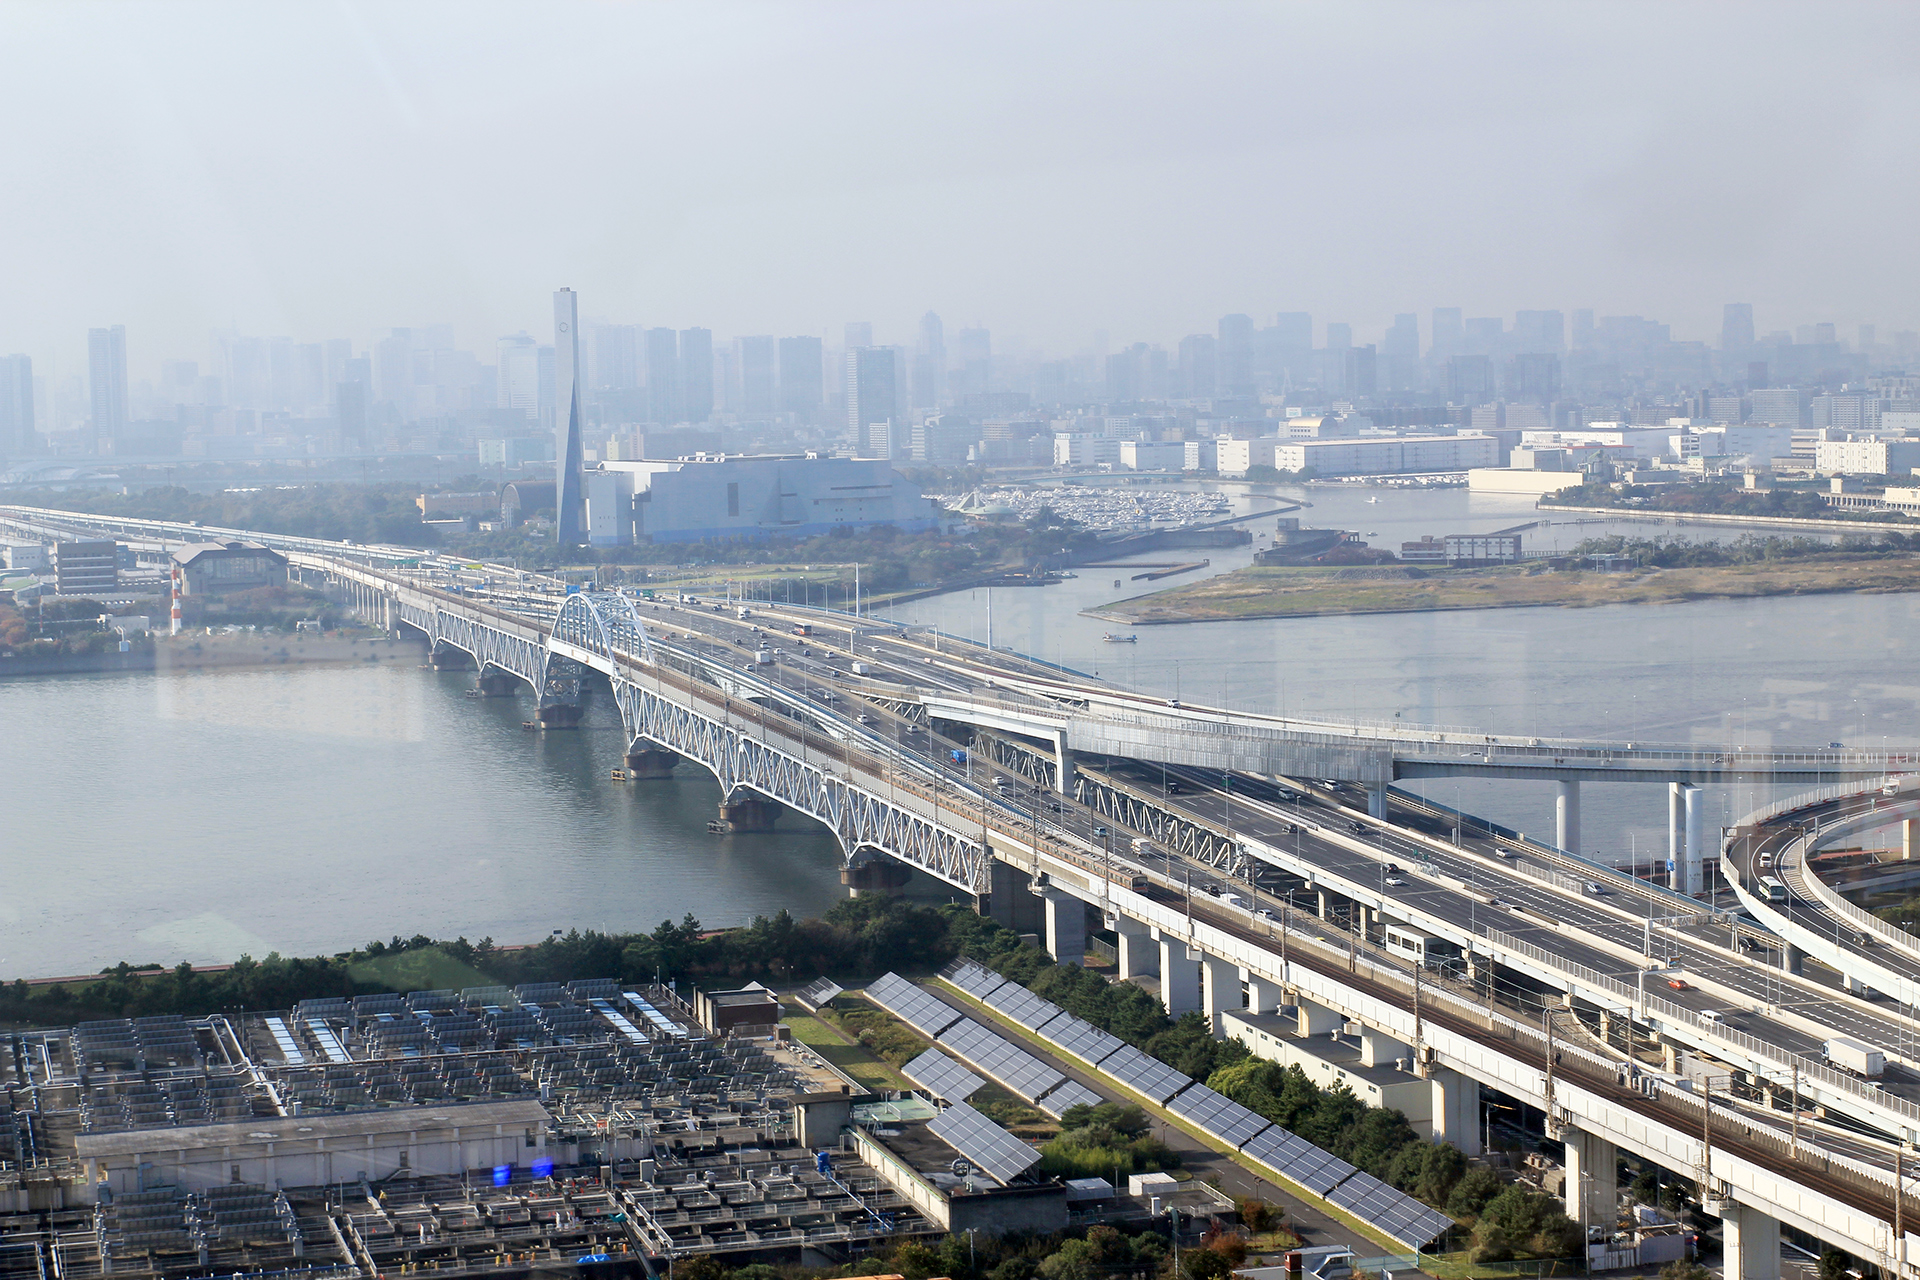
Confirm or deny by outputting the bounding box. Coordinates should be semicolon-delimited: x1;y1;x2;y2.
1759;876;1789;903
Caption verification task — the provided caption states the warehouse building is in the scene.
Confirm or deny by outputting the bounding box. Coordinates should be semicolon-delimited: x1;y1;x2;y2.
583;453;941;546
169;541;289;596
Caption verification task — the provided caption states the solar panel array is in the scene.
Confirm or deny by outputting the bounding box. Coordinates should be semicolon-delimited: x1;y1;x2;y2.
865;973;965;1038
1095;1043;1193;1105
1328;1170;1455;1249
902;1048;984;1102
926;1101;1042;1184
1036;1078;1104;1116
1165;1082;1272;1147
937;1020;1067;1102
939;959;1009;1002
793;977;844;1009
945;966;1457;1250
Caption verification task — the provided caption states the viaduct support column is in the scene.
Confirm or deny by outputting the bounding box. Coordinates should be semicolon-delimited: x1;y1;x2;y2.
1367;782;1388;820
1296;999;1344;1038
1044;890;1087;966
1720;1201;1781;1280
717;795;780;832
1202;954;1239;1035
989;861;1044;935
1668;783;1685;890
1556;780;1582;856
623;746;680;778
1683;785;1706;897
1428;1068;1481;1155
1115;917;1158;980
1050;732;1076;796
1246;973;1286;1017
1156;932;1202;1016
1560;1128;1617;1229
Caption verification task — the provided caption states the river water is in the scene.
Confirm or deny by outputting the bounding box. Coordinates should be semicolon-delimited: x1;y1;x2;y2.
3;483;1913;979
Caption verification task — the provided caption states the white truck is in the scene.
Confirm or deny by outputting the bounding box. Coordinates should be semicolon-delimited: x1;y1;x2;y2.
1824;1036;1887;1078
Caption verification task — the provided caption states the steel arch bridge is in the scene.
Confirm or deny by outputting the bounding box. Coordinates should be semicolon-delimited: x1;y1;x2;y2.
321;566;989;893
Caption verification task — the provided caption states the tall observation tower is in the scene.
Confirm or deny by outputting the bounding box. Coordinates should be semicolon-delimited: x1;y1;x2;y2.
553;287;587;546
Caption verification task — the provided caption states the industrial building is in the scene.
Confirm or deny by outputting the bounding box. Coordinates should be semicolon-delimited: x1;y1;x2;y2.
169;541;289;596
52;540;119;595
1272;435;1498;477
582;454;941;546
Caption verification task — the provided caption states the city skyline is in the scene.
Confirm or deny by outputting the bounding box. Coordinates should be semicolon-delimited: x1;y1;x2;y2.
5;2;1919;368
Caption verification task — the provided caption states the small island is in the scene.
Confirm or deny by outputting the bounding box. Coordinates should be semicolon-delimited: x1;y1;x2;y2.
1086;538;1920;624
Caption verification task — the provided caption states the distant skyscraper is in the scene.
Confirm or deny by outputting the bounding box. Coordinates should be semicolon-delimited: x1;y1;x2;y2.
1382;314;1420;391
334;379;368;448
0;354;34;455
553;288;586;547
1720;304;1755;353
847;346;901;457
1178;334;1217;399
1513;310;1565;354
913;311;946;408
738;336;777;415
954;327;991;399
1343;345;1376;396
1463;317;1504;355
593;323;640;390
644;328;680;423
1217;314;1254;396
678;328;714;422
779;336;824;416
844;321;873;351
497;334;540;420
87;326;128;451
1505;353;1561;402
1430;308;1464;359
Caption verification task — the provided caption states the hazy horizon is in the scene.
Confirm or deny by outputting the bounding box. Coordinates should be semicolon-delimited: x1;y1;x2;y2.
6;1;1919;373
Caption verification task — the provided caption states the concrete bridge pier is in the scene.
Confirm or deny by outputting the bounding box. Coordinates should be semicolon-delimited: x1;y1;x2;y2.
1114;916;1158;980
842;856;911;897
1156;931;1202;1015
1671;783;1706;896
1556;780;1581;856
989;861;1045;935
1246;972;1286;1016
430;644;474;671
1044;890;1087;965
1368;781;1389;819
1050;732;1076;796
1202;954;1240;1034
474;666;519;698
1561;1127;1618;1228
716;794;781;832
1429;1068;1481;1155
536;702;583;729
1297;998;1344;1037
1782;943;1805;975
1358;1027;1408;1068
622;746;680;778
1720;1200;1781;1280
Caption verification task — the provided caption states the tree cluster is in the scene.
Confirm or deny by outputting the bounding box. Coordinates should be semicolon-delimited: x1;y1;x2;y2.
1569;531;1920;568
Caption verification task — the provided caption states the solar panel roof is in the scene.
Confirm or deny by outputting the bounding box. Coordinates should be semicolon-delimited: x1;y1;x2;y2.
1326;1171;1454;1248
865;973;965;1038
936;1021;1066;1102
794;977;844;1008
1165;1083;1271;1148
981;981;1063;1029
902;1048;984;1102
1098;1044;1193;1105
926;1101;1042;1184
1036;1078;1103;1118
1035;1013;1127;1068
939;960;1009;1002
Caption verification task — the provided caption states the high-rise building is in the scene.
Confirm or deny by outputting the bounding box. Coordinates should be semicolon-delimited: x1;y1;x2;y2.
843;321;873;351
913;311;946;408
1721;303;1755;353
1382;314;1419;360
847;346;901;457
1342;345;1376;397
1178;334;1217;399
0;354;33;455
1463;317;1504;355
779;336;823;416
87;325;128;450
644;328;680;423
1446;354;1494;403
334;379;368;448
497;334;540;420
553;288;587;546
1217;314;1254;396
1513;310;1565;354
1430;308;1463;360
737;336;776;415
593;324;640;391
1505;353;1561;402
678;328;714;422
953;327;991;399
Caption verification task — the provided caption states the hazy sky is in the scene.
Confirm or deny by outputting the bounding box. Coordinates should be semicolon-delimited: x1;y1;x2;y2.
6;1;1919;375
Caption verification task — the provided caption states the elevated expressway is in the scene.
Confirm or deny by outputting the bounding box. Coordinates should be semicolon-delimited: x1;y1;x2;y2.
8;503;1920;1274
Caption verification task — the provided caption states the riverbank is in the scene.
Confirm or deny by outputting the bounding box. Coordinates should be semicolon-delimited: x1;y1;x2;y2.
0;631;425;678
1084;552;1920;623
